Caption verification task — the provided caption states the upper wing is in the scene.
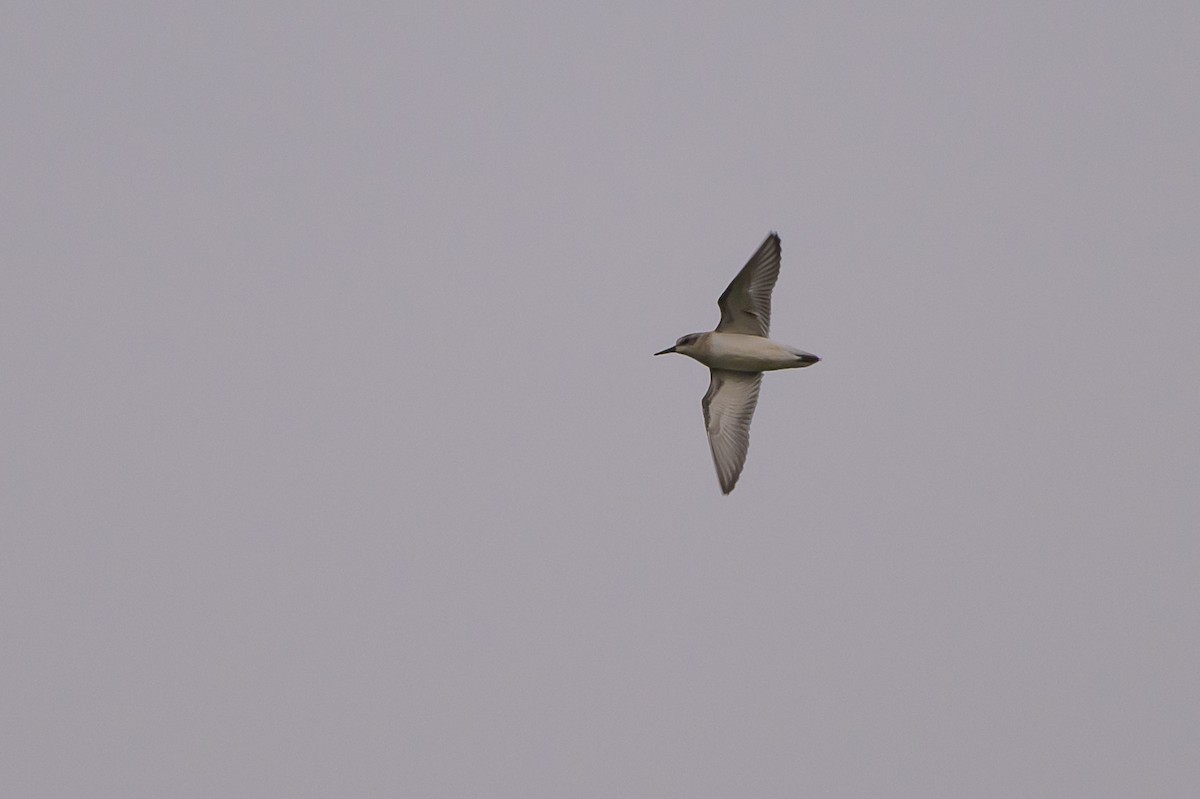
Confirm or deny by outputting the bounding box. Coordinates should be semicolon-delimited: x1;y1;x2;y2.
715;233;781;337
702;369;763;494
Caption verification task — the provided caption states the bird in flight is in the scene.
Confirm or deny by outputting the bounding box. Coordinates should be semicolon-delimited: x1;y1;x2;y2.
655;233;820;494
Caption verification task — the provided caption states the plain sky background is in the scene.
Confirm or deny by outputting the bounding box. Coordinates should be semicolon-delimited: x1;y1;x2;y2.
4;3;1199;797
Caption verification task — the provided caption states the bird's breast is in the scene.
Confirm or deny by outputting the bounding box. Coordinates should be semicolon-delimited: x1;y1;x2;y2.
702;333;807;371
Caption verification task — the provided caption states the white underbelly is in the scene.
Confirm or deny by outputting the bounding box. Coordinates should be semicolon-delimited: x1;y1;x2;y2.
703;333;806;371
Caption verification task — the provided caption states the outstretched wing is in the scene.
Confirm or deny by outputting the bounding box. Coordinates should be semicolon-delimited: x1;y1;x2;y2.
716;233;781;337
702;369;763;494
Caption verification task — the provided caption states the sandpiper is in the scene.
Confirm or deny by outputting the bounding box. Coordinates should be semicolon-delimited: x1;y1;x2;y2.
655;233;820;494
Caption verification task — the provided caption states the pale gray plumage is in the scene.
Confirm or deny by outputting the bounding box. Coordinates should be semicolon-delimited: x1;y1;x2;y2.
656;232;820;494
702;369;762;494
716;233;781;337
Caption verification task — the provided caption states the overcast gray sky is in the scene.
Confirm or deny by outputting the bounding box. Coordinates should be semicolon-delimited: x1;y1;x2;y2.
4;3;1199;797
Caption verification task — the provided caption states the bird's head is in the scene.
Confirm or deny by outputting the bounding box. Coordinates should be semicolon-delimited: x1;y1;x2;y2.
654;332;704;357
